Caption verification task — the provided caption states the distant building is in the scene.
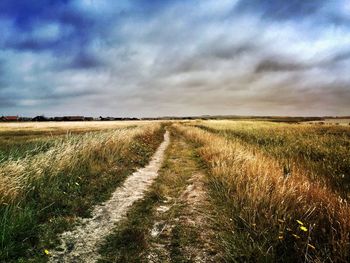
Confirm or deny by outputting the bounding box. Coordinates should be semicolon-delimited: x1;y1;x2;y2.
0;116;19;121
18;117;32;122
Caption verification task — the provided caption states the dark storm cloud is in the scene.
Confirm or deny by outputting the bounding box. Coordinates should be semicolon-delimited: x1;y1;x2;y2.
209;44;258;60
0;60;4;78
8;39;59;52
0;0;70;25
254;59;306;73
0;60;9;90
328;14;350;26
0;97;16;108
254;47;350;73
0;0;94;34
0;0;103;57
235;0;325;20
62;52;107;70
327;49;350;64
39;88;99;100
0;0;349;116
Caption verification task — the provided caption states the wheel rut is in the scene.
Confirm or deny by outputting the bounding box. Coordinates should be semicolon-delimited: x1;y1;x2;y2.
50;131;170;263
146;138;221;263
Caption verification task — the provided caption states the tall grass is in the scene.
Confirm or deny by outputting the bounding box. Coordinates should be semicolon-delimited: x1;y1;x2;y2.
0;121;149;164
0;123;164;262
0;120;148;133
196;120;350;198
0;137;59;164
175;124;350;262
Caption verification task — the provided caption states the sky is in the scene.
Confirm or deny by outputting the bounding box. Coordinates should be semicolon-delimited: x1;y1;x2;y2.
0;0;349;117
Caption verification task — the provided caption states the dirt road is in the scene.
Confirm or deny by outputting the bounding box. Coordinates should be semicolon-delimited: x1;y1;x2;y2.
50;131;170;263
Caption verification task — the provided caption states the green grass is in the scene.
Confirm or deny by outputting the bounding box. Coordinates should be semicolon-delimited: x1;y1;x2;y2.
0;125;138;164
176;123;350;262
98;130;205;262
0;125;164;262
0;138;58;164
98;191;161;263
196;122;350;197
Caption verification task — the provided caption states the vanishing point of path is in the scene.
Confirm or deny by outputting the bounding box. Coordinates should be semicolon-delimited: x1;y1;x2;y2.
50;131;170;263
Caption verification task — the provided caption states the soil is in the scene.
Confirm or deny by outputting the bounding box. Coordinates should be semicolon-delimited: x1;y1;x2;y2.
50;131;170;263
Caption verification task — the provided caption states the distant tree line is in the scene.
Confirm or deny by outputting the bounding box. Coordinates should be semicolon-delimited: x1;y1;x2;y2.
0;115;141;122
1;115;349;122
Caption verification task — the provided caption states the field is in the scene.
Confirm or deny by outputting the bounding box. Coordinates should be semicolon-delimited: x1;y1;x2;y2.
307;119;350;126
0;120;349;262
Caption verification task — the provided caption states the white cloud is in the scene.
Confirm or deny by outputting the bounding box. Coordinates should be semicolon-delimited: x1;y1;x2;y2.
1;0;349;116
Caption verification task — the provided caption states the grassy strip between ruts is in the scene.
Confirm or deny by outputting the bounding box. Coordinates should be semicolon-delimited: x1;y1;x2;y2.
0;124;164;262
98;129;208;263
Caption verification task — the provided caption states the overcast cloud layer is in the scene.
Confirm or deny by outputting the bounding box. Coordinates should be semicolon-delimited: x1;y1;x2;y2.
0;0;349;117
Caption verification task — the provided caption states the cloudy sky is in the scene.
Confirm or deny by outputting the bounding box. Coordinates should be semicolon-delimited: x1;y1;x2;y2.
0;0;349;117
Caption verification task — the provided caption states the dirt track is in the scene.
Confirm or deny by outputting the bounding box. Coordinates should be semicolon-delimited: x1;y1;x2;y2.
50;131;170;263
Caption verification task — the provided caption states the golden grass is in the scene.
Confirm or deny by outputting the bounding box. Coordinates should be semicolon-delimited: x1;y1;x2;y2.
0;123;160;204
174;123;350;261
0;121;157;135
308;118;350;126
0;121;165;261
196;120;350;197
0;120;148;129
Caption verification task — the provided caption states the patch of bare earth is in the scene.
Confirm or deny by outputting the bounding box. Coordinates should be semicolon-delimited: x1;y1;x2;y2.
147;140;221;263
177;172;219;262
50;131;170;263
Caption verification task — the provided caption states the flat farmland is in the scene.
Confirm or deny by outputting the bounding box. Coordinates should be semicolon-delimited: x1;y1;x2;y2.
1;120;349;262
307;118;350;126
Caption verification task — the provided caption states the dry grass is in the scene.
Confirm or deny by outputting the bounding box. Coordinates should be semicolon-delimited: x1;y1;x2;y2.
308;119;350;126
0;122;165;261
174;123;350;262
0;124;160;204
0;120;151;133
196;120;350;197
0;121;154;164
2;119;349;262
